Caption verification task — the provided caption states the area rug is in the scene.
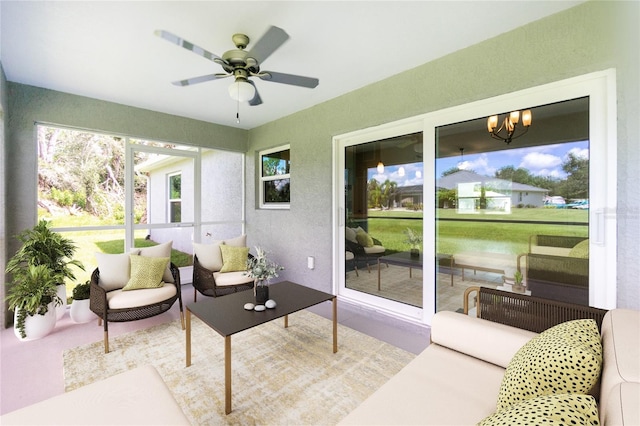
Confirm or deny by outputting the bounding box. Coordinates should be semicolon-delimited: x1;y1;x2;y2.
63;310;415;425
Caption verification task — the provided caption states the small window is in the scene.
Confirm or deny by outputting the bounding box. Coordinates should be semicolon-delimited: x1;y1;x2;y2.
168;172;181;222
259;145;290;209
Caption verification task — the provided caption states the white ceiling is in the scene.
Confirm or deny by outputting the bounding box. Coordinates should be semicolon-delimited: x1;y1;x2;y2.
1;1;584;130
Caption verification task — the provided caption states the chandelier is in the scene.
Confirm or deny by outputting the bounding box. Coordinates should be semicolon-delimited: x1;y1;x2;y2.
487;110;532;144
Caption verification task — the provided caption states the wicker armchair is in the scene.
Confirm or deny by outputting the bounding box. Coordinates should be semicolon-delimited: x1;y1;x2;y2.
90;263;184;353
192;254;255;301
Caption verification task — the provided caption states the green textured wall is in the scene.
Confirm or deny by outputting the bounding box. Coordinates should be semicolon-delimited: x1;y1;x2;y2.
246;1;639;309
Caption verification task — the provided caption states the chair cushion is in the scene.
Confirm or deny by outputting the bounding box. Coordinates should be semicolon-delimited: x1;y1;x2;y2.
479;394;599;426
106;283;177;309
122;255;169;291
213;271;254;287
219;245;249;272
193;235;247;272
95;251;139;291
345;227;358;243
193;241;224;271
496;319;602;411
364;245;385;255
137;241;174;283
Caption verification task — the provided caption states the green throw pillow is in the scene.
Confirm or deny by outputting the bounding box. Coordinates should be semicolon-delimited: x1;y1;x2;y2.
123;255;169;291
356;229;374;247
496;319;602;411
479;394;599;426
219;245;249;273
569;239;589;258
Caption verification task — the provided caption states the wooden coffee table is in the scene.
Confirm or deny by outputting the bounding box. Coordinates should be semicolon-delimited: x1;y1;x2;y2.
185;280;337;414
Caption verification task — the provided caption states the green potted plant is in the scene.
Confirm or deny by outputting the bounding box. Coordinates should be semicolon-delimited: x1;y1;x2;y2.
513;270;525;293
405;228;422;258
5;219;84;320
70;281;94;323
5;264;62;340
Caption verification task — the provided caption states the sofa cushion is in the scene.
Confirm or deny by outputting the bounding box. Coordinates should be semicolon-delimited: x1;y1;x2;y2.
431;311;537;369
95;251;139;291
219;245;249;273
122;255;168;291
603;382;640;426
345;227;357;243
137;241;174;283
479;394;599;426
339;344;505;425
106;284;177;309
600;309;640;423
496;319;602;411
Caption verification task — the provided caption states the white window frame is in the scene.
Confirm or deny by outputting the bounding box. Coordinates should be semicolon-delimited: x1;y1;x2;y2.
167;171;182;223
259;144;290;210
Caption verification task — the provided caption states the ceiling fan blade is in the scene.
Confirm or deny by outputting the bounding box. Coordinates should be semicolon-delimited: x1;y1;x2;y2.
155;30;223;64
248;81;263;106
171;73;230;87
258;71;319;88
247;26;289;64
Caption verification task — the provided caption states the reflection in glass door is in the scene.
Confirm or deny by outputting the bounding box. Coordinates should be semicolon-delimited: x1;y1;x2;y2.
435;97;590;313
344;133;424;308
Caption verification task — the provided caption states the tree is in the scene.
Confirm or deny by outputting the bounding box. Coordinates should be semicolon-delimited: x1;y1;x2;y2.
557;153;589;200
367;179;382;209
380;179;397;209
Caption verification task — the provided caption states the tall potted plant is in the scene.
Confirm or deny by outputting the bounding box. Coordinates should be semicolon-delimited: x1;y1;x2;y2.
5;264;62;340
5;219;84;319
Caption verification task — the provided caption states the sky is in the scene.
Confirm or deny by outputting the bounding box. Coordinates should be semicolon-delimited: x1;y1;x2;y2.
368;141;589;187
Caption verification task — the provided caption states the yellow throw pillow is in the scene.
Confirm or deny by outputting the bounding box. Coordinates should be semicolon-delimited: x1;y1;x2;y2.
479;394;599;426
219;245;249;273
496;319;602;411
356;229;374;247
122;255;169;291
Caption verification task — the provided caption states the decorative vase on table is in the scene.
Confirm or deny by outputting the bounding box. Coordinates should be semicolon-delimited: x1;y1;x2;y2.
245;246;284;307
255;282;270;305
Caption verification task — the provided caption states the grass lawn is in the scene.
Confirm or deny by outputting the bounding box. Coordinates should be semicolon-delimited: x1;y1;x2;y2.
365;208;588;255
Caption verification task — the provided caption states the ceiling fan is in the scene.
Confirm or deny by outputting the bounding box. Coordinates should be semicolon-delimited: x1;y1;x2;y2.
155;26;319;107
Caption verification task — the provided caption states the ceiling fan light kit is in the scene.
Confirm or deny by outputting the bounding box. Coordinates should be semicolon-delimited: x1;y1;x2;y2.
156;25;319;119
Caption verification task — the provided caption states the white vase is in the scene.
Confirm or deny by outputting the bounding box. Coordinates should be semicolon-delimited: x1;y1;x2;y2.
14;303;57;341
70;299;95;323
56;284;67;320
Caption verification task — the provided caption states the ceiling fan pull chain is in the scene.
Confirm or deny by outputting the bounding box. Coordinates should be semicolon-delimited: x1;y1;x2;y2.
236;99;240;124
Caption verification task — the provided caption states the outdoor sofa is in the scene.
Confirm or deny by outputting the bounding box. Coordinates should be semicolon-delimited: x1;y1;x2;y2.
0;365;190;425
340;301;639;425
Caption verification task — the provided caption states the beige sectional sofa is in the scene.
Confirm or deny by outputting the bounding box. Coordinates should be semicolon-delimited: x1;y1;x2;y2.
340;308;639;425
1;365;190;425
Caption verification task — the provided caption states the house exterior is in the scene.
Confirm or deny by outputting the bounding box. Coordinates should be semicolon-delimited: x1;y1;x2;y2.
436;170;548;213
2;1;639;331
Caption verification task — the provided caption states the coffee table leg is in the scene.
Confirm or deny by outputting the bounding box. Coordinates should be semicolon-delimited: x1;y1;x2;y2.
186;309;191;367
332;297;338;353
284;314;289;328
225;336;231;415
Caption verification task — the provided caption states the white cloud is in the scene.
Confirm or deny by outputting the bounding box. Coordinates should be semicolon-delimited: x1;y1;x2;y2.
568;147;589;159
460;154;496;176
519;152;562;171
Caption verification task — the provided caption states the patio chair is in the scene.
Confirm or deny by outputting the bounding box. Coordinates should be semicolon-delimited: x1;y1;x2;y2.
192;253;255;300
345;228;386;272
90;254;184;353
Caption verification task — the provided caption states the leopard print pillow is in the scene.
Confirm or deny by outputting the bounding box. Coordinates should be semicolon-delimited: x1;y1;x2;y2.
479;394;600;425
496;319;602;411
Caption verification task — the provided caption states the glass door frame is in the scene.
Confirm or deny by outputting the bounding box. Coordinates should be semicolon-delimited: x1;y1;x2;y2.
334;69;617;326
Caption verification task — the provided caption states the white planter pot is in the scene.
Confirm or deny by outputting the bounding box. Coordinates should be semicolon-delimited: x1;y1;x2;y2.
14;303;57;341
56;285;67;320
70;299;95;323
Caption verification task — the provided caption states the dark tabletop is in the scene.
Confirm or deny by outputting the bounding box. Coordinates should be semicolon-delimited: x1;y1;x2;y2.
186;280;335;337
